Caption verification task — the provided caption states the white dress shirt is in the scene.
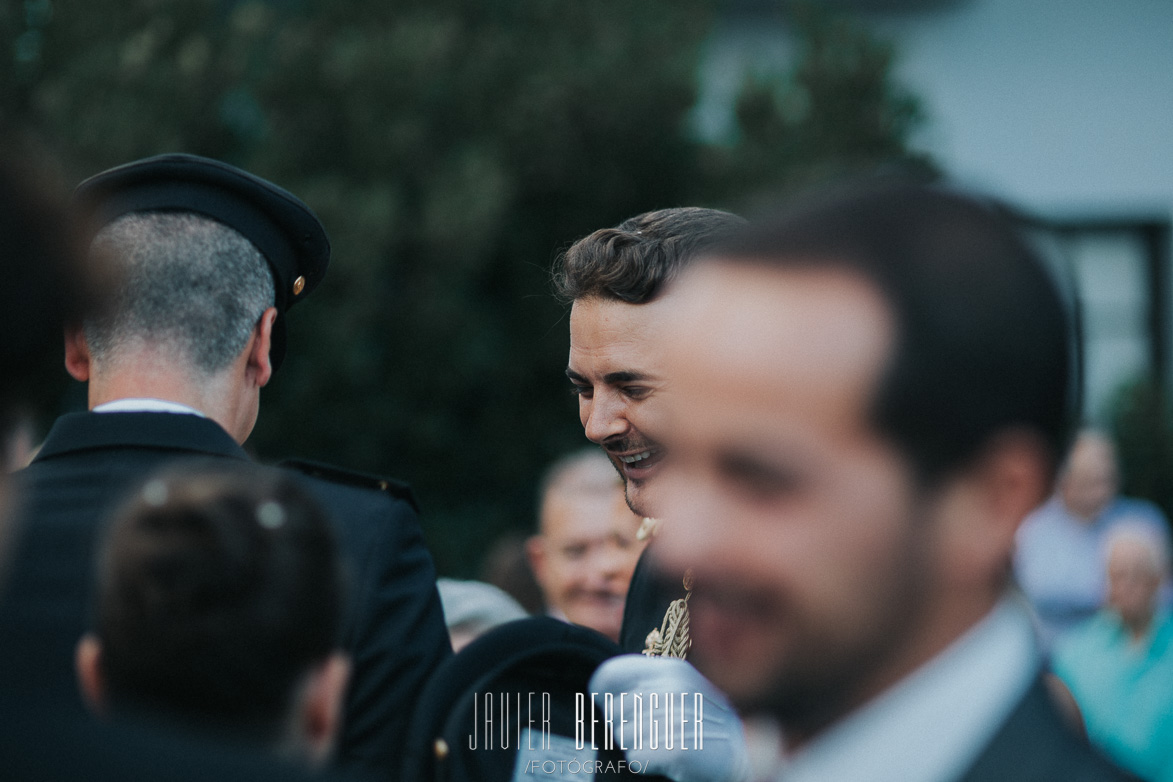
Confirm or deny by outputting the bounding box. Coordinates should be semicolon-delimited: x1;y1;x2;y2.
92;398;206;417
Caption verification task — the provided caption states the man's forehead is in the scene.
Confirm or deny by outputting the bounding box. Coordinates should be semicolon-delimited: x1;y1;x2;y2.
1067;435;1116;470
634;261;899;466
569;295;678;358
543;490;619;535
668;261;894;384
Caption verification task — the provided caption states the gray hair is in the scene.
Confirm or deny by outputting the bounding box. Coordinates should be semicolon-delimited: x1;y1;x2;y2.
84;212;275;374
437;578;528;636
1103;520;1171;578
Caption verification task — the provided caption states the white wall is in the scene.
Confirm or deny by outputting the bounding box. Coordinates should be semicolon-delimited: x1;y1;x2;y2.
868;0;1173;215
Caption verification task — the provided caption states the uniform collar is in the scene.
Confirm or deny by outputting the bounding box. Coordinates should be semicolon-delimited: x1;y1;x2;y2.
33;411;249;463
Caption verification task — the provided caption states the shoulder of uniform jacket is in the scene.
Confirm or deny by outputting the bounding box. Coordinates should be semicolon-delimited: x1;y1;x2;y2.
278;457;420;513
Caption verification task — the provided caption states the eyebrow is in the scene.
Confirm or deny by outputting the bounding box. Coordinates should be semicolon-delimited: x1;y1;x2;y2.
565;368;652;384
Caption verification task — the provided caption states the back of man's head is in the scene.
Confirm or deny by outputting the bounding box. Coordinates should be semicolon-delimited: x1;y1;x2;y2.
554;207;745;304
72;153;331;382
85;213;274;375
79;464;347;761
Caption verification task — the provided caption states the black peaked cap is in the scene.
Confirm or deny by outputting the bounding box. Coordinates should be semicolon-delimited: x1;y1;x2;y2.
72;153;330;371
403;617;664;782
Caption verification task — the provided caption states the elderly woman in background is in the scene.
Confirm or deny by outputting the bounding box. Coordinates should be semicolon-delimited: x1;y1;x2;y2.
1052;522;1173;782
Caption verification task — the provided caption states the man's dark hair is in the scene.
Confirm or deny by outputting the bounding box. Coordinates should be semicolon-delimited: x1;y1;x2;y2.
718;182;1072;486
92;463;345;744
554;207;745;304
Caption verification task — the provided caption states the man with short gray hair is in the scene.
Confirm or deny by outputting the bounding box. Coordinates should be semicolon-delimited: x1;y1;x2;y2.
527;447;645;642
72;211;278;441
0;154;450;781
86;212;274;373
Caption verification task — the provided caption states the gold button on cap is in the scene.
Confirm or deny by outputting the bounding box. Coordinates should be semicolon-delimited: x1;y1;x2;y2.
292;275;306;296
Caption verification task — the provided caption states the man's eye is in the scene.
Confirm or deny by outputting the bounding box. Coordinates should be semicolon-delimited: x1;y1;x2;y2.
570;384;592;398
622;386;650;400
740;471;803;501
721;456;804;500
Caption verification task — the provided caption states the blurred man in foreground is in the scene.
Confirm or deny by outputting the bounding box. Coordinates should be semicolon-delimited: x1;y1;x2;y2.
77;465;350;767
1017;430;1171;644
652;183;1129;780
1;153;449;779
1053;523;1173;781
526;447;645;641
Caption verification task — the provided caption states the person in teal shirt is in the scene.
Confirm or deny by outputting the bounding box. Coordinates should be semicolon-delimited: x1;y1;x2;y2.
1053;522;1173;782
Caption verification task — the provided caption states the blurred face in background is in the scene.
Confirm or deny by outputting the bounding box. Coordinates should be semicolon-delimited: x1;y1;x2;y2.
653;263;979;741
1106;535;1163;631
1059;434;1118;522
568;294;677;517
528;467;646;641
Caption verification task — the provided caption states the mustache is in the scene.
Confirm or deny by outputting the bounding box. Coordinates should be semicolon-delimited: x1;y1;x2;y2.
600;435;660;454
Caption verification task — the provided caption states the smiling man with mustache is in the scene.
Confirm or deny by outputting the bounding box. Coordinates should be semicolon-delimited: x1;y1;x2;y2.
556;206;745;655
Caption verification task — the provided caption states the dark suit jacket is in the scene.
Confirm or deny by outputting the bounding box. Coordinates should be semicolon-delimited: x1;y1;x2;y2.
959;676;1136;782
0;411;452;781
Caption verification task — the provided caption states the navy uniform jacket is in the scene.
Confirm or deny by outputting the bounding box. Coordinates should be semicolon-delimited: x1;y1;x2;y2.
618;545;686;654
0;411;452;781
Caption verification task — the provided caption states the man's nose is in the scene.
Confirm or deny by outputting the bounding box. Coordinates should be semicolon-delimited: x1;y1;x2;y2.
594;544;627;579
582;393;629;444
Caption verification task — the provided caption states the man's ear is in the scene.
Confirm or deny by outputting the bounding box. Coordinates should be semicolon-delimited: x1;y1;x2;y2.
299;653;351;767
982;430;1051;527
932;430;1050;589
75;634;106;715
64;325;92;382
245;307;278;389
525;535;547;584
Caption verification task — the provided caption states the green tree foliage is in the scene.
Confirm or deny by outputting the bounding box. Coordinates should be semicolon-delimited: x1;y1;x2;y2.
3;0;926;573
699;2;933;204
1109;377;1173;526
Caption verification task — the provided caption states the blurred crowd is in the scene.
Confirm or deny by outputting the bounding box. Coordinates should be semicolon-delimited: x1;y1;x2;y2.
0;140;1170;782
